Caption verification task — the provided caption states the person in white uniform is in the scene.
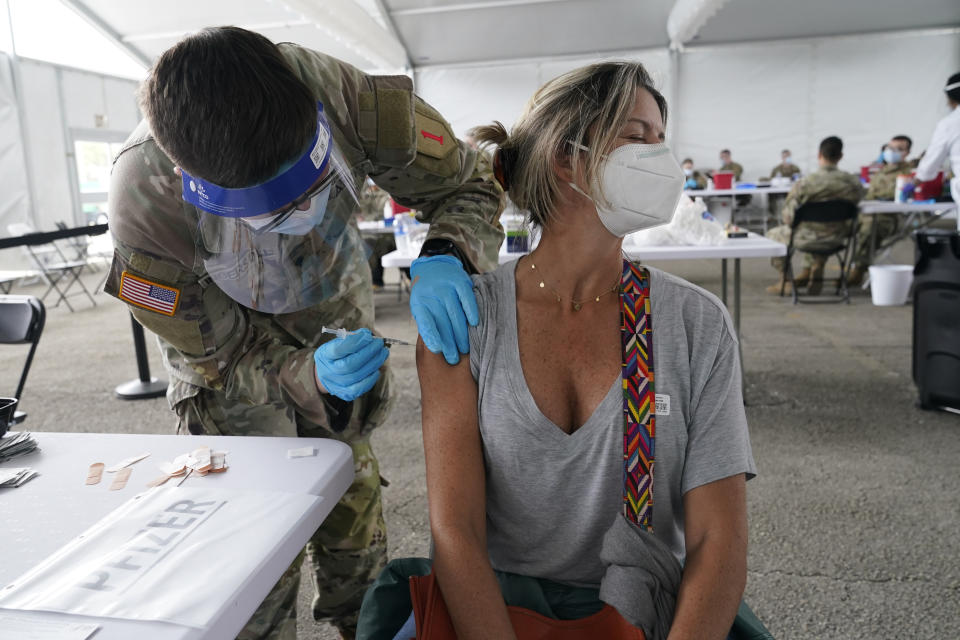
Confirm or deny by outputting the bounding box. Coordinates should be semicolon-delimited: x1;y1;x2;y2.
914;72;960;204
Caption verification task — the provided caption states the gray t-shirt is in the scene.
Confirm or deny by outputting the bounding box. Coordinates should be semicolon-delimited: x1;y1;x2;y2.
469;260;756;588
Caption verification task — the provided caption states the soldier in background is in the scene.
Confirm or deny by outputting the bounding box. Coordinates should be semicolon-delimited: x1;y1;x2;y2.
681;158;708;189
851;134;917;284
765;136;863;295
105;27;503;640
716;148;744;180
770;149;801;180
765;150;801;223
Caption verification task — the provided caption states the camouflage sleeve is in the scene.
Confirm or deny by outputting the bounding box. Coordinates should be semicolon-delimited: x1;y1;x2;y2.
695;172;708;189
105;132;340;427
351;73;504;273
865;172;892;200
780;180;805;226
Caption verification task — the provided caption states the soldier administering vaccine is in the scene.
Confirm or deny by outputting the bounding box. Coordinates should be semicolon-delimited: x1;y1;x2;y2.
104;27;503;640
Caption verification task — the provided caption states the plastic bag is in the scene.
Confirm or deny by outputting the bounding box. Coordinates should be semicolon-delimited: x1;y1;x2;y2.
626;195;726;247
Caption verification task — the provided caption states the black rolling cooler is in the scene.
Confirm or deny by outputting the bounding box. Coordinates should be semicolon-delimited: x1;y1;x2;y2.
913;229;960;411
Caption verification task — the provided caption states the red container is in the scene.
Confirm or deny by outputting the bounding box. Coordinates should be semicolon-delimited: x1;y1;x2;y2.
390;200;412;215
914;172;944;201
713;172;734;189
860;166;871;183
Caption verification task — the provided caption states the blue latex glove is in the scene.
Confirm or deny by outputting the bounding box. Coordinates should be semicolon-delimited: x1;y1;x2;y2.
409;254;479;365
684;178;698;189
314;328;389;401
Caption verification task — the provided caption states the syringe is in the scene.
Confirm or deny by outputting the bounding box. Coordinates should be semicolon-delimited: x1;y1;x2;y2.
322;326;413;347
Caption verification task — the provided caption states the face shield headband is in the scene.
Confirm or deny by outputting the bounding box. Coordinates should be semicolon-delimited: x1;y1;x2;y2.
181;102;333;218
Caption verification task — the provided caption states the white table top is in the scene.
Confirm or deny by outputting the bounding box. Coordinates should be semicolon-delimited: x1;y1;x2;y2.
684;186;793;197
624;233;786;260
381;233;785;268
0;432;354;640
859;200;957;215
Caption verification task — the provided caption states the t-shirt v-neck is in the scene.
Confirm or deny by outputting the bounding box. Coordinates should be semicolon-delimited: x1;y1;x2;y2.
503;260;621;442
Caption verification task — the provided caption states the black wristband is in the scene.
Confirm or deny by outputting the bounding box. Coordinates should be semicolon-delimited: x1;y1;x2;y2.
418;239;475;274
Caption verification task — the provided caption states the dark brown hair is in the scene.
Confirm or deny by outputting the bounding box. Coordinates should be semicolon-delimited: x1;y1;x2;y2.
139;26;317;187
947;72;960;103
892;135;913;153
819;136;843;163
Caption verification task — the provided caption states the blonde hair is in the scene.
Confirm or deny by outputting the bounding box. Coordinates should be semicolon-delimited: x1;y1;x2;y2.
473;61;667;228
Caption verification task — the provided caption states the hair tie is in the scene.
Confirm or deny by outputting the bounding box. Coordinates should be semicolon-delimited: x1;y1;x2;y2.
493;146;517;191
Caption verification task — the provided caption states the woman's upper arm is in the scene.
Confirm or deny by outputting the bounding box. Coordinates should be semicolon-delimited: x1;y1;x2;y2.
417;337;486;543
682;474;747;555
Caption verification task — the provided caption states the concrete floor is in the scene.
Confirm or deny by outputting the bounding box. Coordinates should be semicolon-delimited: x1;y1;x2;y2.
1;235;958;639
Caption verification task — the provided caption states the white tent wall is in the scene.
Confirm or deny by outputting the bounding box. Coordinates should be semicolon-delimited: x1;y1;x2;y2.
0;53;30;269
414;48;672;140
20;59;140;231
0;58;139;268
415;28;959;186
677;29;960;180
18;61;71;234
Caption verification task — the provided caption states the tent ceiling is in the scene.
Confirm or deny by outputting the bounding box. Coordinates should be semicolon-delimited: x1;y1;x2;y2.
693;0;960;45
62;0;960;74
65;0;397;72
385;0;675;66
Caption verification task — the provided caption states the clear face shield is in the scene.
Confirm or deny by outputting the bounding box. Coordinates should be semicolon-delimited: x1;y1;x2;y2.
181;103;362;314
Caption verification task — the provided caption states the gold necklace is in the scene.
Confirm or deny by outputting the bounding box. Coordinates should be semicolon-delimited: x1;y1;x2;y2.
527;260;621;311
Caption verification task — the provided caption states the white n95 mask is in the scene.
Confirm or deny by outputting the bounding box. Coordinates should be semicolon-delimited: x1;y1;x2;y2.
570;142;685;237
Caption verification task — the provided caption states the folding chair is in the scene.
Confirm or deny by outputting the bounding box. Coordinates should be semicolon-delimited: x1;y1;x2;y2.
7;223;97;311
0;295;46;427
780;199;860;304
0;270;42;294
55;221;95;265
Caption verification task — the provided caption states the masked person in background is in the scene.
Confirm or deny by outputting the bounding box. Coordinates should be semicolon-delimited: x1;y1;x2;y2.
770;149;801;180
357;60;755;640
681;157;708;190
851;134;918;284
912;72;960;204
105;27;503;640
715;148;744;181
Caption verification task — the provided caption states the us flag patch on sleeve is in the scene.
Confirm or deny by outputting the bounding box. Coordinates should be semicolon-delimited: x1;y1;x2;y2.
118;272;180;316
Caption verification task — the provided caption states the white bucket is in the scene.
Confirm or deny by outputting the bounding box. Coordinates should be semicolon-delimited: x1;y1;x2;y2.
867;265;914;306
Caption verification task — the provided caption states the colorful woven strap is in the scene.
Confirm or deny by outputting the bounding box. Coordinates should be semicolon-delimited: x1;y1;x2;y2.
620;260;655;531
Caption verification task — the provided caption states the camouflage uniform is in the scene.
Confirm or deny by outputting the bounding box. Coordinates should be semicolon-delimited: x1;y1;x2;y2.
718;161;744;180
686;170;708;190
854;160;917;267
765;162;800;221
105;45;504;639
766;165;864;271
770;162;802;179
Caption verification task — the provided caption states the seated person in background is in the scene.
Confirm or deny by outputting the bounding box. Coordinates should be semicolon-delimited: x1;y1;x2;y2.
715;148;744;180
865;135;917;200
770;149;801;180
852;134;918;284
869;144;888;170
765;149;801;221
682;157;708;189
765;136;863;295
357;60;756;640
